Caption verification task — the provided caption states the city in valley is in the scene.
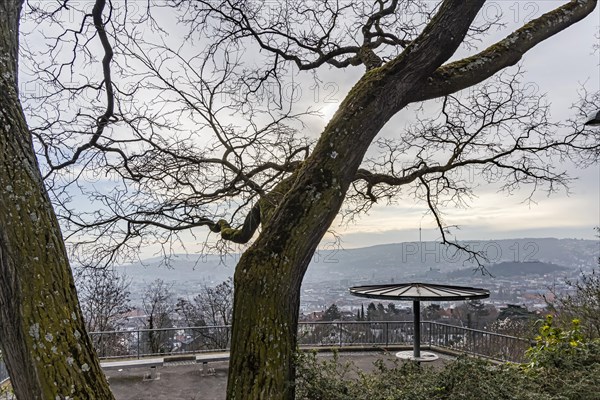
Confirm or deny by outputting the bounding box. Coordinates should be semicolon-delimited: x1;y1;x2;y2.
108;237;598;332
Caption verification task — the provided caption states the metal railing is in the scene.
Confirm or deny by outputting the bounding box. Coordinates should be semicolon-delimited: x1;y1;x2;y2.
89;321;531;363
426;322;530;362
88;325;231;359
0;321;529;385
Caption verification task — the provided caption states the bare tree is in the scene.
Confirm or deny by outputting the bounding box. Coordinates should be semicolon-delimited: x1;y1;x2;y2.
3;0;599;398
547;269;600;339
198;278;234;326
142;279;175;354
76;268;131;333
545;228;600;338
177;278;234;349
176;297;205;328
75;267;131;357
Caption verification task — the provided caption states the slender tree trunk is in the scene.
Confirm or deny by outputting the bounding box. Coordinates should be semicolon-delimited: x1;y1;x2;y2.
0;1;114;398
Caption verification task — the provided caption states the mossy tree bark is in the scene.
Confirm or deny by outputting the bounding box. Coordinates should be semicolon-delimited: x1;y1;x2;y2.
0;1;114;398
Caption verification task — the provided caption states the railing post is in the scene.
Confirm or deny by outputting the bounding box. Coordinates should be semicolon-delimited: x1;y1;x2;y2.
385;322;389;347
428;322;432;348
444;324;448;347
137;330;140;360
339;323;343;347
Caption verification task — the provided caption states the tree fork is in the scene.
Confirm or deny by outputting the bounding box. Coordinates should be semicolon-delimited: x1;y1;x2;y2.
226;2;488;398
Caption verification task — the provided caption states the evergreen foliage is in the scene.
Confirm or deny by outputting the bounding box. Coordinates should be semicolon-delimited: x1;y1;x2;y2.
322;304;343;322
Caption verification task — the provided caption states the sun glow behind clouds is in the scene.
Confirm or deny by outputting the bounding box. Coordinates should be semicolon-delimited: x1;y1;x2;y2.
320;101;341;122
325;182;600;249
28;0;598;258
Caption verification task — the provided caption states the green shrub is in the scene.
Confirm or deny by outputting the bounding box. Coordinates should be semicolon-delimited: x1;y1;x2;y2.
295;352;540;400
295;324;600;400
295;350;359;400
525;315;600;370
522;316;600;399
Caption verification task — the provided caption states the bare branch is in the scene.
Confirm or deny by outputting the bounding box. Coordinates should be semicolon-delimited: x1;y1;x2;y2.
41;0;117;178
414;0;598;102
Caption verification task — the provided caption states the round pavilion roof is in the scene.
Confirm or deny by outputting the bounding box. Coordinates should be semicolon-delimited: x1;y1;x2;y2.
349;282;490;302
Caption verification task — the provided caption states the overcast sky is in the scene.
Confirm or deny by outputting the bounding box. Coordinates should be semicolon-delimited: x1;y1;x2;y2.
314;2;600;248
20;1;600;257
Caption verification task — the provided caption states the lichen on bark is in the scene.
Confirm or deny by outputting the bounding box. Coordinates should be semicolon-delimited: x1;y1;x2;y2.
0;1;114;398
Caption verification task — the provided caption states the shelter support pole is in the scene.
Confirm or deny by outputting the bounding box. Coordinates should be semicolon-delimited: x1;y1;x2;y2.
413;300;421;358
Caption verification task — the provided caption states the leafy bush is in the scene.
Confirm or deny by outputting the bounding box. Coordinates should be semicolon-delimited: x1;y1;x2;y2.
523;316;600;399
296;319;600;400
529;316;600;369
295;350;358;400
296;352;540;400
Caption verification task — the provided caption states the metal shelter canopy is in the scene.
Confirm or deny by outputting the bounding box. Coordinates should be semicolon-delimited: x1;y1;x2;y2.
349;283;490;360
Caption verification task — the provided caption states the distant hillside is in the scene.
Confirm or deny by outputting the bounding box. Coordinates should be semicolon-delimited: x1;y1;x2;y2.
118;254;236;303
447;261;569;278
121;253;235;285
302;237;597;282
120;238;597;286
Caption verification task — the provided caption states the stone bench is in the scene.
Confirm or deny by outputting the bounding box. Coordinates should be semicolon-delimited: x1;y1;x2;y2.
100;357;164;371
100;352;230;372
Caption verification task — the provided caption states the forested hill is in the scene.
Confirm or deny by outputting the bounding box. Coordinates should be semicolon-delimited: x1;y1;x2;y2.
121;238;596;285
447;261;569;278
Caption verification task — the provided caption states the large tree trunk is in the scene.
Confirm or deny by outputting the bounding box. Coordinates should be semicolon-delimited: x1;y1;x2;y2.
226;2;486;399
0;1;114;398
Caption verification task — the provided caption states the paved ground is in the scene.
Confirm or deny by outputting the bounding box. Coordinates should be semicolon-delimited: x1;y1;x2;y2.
107;350;453;400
